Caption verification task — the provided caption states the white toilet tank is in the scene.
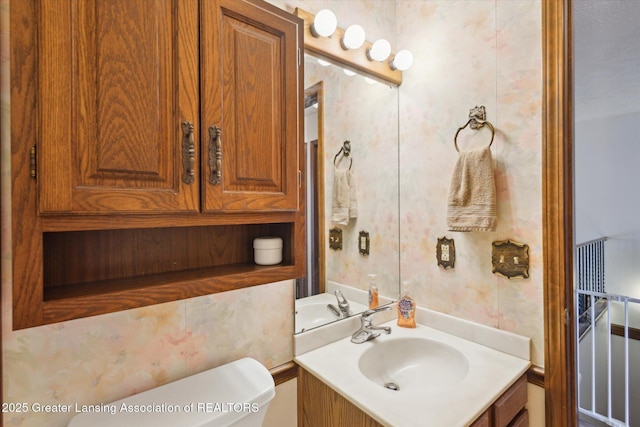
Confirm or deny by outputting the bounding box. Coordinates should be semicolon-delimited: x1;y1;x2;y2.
68;357;275;427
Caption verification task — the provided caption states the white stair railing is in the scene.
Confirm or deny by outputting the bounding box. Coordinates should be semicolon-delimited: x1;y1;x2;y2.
576;289;639;426
575;237;638;426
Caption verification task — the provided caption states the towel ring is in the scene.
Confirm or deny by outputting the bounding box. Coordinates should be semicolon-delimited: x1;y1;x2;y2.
453;118;495;152
334;140;353;170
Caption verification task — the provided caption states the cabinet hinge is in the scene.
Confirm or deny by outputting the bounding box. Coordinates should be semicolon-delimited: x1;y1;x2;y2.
30;145;37;179
297;48;301;67
298;170;302;188
564;308;570;325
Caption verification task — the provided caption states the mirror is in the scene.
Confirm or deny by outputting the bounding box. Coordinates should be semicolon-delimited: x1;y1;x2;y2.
295;54;400;333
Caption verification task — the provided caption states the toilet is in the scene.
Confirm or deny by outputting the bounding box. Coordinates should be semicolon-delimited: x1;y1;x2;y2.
68;357;275;427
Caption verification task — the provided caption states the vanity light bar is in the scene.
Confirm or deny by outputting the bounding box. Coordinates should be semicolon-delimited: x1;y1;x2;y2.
294;8;403;86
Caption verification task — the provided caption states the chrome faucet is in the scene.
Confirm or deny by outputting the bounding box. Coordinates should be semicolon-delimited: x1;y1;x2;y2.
335;290;351;316
351;306;392;344
327;290;351;319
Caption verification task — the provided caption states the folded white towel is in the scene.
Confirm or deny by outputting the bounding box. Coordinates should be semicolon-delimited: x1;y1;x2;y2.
348;170;357;219
447;145;496;232
331;168;357;225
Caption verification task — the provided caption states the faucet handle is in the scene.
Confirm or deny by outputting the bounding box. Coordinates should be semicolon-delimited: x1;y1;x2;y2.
362;305;391;321
334;291;351;316
351;305;393;343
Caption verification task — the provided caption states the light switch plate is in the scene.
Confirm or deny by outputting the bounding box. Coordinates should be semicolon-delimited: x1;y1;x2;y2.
491;239;529;279
329;227;343;250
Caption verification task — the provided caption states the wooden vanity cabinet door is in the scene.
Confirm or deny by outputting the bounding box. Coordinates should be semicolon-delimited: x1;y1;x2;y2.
470;375;528;427
470;410;491;427
492;375;528;427
298;368;383;427
200;0;300;212
508;409;529;427
37;0;200;214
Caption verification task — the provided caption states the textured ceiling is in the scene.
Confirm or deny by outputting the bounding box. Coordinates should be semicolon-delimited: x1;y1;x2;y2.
574;0;640;122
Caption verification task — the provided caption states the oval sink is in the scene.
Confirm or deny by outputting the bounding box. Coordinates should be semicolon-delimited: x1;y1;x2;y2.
358;337;469;391
295;293;368;333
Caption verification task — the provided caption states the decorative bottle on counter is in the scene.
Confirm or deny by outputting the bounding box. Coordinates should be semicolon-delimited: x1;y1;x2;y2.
397;281;416;328
368;274;379;309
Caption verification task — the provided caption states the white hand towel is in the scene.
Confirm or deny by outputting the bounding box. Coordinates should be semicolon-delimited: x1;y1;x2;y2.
447;145;497;232
348;170;357;220
331;168;357;225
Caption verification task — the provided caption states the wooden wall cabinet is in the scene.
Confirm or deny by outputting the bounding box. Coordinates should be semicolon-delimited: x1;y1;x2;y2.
10;0;304;329
37;0;299;215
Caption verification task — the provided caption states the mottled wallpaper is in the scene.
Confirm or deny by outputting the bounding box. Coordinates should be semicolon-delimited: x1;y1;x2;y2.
396;0;543;365
1;1;544;425
1;3;293;427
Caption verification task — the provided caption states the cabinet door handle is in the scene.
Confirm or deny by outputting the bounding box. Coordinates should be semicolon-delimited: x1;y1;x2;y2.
181;121;195;184
208;125;222;185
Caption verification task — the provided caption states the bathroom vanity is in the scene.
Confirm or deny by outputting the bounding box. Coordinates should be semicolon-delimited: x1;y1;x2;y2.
295;307;531;427
298;369;528;427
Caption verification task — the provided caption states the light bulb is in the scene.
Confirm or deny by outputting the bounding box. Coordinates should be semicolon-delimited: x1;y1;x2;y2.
311;9;337;38
317;59;331;67
343;69;356;76
390;50;413;71
341;25;365;50
367;39;391;62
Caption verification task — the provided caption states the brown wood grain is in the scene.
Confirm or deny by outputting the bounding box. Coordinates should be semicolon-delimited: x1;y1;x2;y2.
493;375;527;427
10;0;305;330
509;409;529;427
269;361;298;386
304;82;325;292
38;0;200;214
11;0;46;328
611;323;640;341
40;211;298;231
42;224;291;286
298;368;384;427
200;0;300;212
470;410;491;427
527;365;545;388
294;8;402;86
542;0;576;425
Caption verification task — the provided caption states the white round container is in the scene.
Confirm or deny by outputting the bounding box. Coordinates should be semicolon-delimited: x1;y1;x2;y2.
253;237;283;265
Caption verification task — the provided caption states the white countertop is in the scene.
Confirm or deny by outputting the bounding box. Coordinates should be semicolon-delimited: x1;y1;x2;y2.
295;312;531;427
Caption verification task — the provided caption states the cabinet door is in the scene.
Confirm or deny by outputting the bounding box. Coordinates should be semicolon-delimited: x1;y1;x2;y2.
38;0;200;214
200;0;301;212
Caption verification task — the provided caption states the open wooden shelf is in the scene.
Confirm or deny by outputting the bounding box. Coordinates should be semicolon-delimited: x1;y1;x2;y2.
43;262;296;323
12;219;303;330
42;224;293;285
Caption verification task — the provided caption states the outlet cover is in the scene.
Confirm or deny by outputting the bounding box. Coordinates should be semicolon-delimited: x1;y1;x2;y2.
436;237;455;269
358;230;370;256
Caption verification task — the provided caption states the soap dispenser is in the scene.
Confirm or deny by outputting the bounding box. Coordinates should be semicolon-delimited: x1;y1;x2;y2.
368;274;379;309
397;281;416;328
